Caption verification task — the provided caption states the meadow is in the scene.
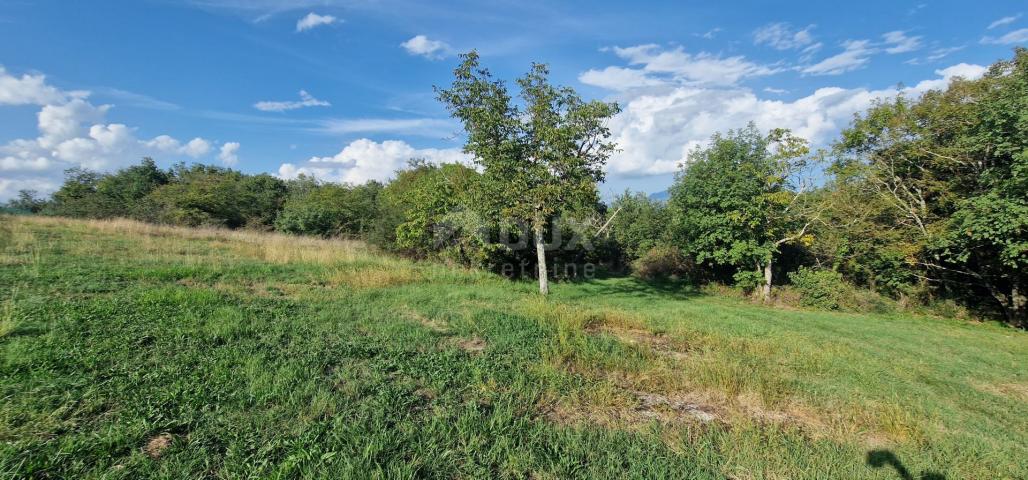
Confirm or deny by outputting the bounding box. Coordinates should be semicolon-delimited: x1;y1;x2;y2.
0;215;1025;479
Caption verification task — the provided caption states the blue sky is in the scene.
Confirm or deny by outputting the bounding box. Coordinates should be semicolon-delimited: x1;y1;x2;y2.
1;0;1026;200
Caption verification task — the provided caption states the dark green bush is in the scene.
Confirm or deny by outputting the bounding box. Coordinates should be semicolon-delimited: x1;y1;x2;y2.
789;267;847;310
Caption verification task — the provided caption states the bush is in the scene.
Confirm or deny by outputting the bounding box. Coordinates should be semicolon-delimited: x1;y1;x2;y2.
632;245;694;281
789;267;847;310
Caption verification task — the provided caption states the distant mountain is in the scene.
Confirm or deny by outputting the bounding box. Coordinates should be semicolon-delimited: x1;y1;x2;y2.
648;190;670;202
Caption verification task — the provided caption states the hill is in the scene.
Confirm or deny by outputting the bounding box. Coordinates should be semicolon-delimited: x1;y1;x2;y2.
1;215;1025;478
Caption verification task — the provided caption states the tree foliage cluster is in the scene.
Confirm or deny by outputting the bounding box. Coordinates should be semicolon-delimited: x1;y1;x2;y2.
6;49;1027;327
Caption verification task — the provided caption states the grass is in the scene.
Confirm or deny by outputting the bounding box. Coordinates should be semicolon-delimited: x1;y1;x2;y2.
0;215;1025;479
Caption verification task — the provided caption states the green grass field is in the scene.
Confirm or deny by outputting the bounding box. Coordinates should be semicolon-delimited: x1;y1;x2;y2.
1;215;1026;479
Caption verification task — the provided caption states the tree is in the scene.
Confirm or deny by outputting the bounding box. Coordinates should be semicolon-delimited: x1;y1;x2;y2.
3;190;47;214
832;48;1028;326
276;176;382;238
607;190;669;261
436;51;620;294
668;124;819;302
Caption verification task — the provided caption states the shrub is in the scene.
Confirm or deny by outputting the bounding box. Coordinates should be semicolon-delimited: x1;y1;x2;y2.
631;245;694;281
789;267;847;310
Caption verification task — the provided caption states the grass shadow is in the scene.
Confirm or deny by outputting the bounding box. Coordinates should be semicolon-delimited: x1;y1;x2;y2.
866;449;945;480
560;275;701;302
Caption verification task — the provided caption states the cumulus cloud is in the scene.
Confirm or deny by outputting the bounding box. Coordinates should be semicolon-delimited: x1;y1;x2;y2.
801;40;875;75
581;57;986;178
400;35;453;59
988;14;1021;30
753;22;816;50
277;138;469;184
0;65;215;200
580;44;783;87
219;142;240;165
0;66;77;106
295;12;337;32
253;90;330;112
981;28;1028;45
578;66;666;91
882;31;923;54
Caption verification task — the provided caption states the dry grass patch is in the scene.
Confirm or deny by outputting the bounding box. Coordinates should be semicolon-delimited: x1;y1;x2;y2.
329;266;422;289
453;336;487;354
142;433;174;459
589;325;691;361
400;307;449;333
974;381;1028;402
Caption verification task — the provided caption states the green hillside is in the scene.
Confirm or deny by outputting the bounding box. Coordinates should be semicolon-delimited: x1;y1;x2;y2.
1;216;1025;479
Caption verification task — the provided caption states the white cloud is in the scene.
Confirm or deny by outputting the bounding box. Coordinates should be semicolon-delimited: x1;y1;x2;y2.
0;66;75;106
579;66;666;91
988;14;1021;29
0;66;215;200
882;31;923;54
753;22;816;50
763;87;788;94
583;60;986;178
253;90;330;112
981;28;1028;45
277;138;469;184
295;12;337;32
697;28;722;40
801;40;875;75
400;35;453;59
219;142;240;165
597;44;783;86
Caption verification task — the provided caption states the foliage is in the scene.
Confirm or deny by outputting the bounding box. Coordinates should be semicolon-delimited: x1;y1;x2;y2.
830;48;1028;327
630;245;694;282
436;51;620;293
2;190;48;214
148;164;286;228
788;267;847;310
607;191;668;261
667;124;818;300
275;176;382;238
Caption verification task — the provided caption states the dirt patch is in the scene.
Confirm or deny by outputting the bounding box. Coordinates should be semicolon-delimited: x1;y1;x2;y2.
633;390;719;423
142;433;174;459
589;325;690;360
454;336;487;354
543;389;720;429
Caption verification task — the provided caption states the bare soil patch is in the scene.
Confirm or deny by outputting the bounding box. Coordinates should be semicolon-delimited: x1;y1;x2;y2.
143;433;174;459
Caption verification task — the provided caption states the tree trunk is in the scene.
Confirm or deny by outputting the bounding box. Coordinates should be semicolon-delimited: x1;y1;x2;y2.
1010;283;1027;329
761;260;773;303
534;219;549;296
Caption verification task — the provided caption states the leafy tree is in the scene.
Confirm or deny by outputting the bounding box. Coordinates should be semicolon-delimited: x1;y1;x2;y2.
607;190;669;262
48;168;110;218
668;124;818;301
379;160;488;263
833;48;1028;326
3;190;48;214
275;176;381;237
96;158;168;207
436;51;620;294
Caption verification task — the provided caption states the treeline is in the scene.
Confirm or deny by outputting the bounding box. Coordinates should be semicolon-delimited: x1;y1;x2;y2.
5;49;1026;328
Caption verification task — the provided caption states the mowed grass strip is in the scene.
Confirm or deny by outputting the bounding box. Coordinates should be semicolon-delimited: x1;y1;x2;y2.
0;215;1025;479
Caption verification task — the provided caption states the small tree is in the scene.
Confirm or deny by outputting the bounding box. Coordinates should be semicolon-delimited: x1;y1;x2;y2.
669;124;819;302
437;51;620;294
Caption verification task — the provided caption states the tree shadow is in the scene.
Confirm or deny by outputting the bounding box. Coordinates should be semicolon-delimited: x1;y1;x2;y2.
561;276;701;302
866;449;945;480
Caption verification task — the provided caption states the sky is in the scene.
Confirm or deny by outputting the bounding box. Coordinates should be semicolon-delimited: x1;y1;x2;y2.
1;0;1026;201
